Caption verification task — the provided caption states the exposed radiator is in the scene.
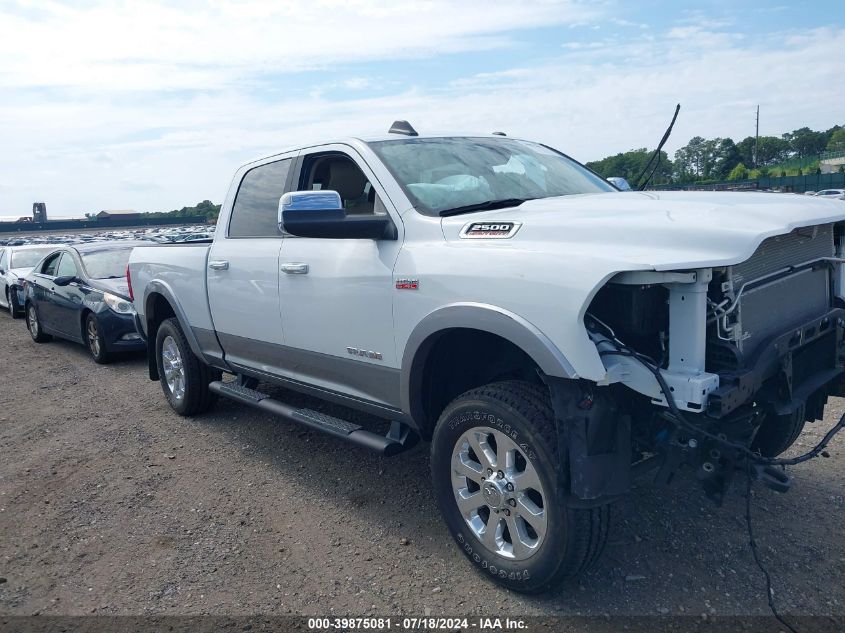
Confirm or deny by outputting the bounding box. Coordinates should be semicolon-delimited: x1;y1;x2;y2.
730;223;834;286
722;224;835;356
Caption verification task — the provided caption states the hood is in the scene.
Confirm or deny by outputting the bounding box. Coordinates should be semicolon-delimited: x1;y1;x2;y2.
88;278;131;299
8;267;32;281
440;191;845;271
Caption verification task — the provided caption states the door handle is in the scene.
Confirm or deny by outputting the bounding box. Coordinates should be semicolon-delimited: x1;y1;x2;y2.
208;260;229;271
281;262;309;274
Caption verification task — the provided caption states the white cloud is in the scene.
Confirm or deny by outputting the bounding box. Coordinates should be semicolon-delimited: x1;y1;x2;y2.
0;2;842;217
0;0;599;90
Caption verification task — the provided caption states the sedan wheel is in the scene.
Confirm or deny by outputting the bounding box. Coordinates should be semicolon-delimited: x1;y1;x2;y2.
86;314;111;364
8;288;20;319
27;304;51;343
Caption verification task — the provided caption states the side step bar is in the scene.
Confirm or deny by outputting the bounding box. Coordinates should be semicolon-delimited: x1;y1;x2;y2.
208;380;418;456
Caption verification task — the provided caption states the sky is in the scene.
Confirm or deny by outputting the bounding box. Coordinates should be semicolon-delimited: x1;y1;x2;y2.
0;0;842;218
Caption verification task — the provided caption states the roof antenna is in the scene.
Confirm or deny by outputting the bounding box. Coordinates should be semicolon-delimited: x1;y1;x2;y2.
388;120;418;136
492;131;507;136
635;103;681;191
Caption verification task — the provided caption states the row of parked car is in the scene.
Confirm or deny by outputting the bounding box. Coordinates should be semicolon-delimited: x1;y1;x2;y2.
0;239;148;362
0;224;214;249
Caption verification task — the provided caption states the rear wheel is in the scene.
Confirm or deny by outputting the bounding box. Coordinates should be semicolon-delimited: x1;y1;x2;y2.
430;381;610;593
85;314;111;364
26;303;51;343
155;317;220;416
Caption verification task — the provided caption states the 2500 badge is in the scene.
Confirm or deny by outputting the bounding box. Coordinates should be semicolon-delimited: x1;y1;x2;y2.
460;221;521;239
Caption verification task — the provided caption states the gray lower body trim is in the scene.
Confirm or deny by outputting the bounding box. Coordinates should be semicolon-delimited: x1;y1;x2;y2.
229;362;410;426
192;326;228;368
216;331;403;411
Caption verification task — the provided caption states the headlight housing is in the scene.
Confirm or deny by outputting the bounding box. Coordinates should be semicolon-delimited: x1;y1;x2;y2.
103;292;135;315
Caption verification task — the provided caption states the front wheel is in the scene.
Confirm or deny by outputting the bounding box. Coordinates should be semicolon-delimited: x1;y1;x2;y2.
26;303;51;343
155;317;220;416
85;314;111;364
430;381;610;593
8;288;21;319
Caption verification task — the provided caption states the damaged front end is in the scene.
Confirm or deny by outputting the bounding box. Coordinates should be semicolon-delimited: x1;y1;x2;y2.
566;222;845;505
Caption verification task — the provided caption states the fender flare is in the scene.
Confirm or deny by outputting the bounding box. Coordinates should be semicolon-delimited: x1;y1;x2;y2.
143;281;206;372
400;302;579;427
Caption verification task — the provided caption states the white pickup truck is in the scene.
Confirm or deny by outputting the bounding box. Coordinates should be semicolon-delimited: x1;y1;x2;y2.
128;122;845;592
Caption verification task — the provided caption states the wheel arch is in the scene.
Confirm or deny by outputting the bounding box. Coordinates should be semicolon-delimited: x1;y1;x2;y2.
401;303;578;439
143;283;204;380
80;307;94;344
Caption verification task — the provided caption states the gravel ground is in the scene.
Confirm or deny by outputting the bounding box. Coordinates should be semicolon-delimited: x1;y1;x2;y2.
0;309;844;619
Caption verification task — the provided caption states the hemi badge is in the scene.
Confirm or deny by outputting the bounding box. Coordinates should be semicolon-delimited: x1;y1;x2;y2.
396;278;419;290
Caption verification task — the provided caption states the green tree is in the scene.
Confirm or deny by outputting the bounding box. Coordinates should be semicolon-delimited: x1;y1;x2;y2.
736;136;756;167
782;127;828;158
728;163;748;180
755;136;790;166
142;200;221;221
713;138;742;180
586;148;673;186
827;129;845;152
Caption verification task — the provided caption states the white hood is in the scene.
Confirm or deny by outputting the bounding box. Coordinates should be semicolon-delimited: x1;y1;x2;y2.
8;267;33;281
442;191;845;271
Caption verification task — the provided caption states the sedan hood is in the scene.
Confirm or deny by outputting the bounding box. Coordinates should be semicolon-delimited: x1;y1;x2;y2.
441;191;845;271
8;267;32;280
88;278;131;299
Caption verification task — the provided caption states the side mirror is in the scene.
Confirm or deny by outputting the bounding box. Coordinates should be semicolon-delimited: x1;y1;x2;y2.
607;177;632;191
54;275;76;286
278;190;396;240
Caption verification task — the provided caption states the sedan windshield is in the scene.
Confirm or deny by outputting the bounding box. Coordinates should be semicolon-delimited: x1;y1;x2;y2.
10;247;55;269
368;137;614;216
80;247;134;279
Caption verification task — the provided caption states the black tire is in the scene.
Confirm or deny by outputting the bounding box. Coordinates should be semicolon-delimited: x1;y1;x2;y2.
26;302;51;343
8;287;21;319
85;313;111;364
751;412;806;458
430;380;610;593
155;317;220;416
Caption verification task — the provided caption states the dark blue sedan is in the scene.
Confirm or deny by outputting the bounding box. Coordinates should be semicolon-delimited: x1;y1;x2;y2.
23;242;146;363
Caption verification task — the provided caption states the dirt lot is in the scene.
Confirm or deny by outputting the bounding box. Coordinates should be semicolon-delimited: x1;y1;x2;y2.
1;309;844;620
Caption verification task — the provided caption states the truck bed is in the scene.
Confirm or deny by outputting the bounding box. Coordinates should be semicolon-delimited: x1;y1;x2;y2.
129;243;217;334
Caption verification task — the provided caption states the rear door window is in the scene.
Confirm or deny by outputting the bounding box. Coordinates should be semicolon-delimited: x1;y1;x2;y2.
228;158;293;238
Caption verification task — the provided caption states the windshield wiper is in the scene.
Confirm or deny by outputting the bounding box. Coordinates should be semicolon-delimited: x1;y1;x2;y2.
438;198;533;217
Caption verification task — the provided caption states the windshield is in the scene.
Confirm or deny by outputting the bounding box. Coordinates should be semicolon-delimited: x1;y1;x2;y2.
368;137;614;215
80;247;134;279
10;247;55;269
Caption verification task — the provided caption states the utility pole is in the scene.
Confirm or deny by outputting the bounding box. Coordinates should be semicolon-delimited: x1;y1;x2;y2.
754;105;760;169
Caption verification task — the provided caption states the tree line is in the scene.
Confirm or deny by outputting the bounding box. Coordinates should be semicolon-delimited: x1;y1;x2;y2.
587;124;845;187
143;199;221;220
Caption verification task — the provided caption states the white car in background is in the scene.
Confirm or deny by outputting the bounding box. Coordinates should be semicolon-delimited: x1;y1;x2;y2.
0;244;62;318
814;189;845;201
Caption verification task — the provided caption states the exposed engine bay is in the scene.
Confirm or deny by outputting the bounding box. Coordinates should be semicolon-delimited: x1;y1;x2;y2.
584;222;845;503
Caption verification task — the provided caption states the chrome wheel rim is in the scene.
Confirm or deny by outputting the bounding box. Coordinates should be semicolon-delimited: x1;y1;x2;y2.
87;319;100;356
161;335;185;401
451;426;548;561
28;306;38;336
